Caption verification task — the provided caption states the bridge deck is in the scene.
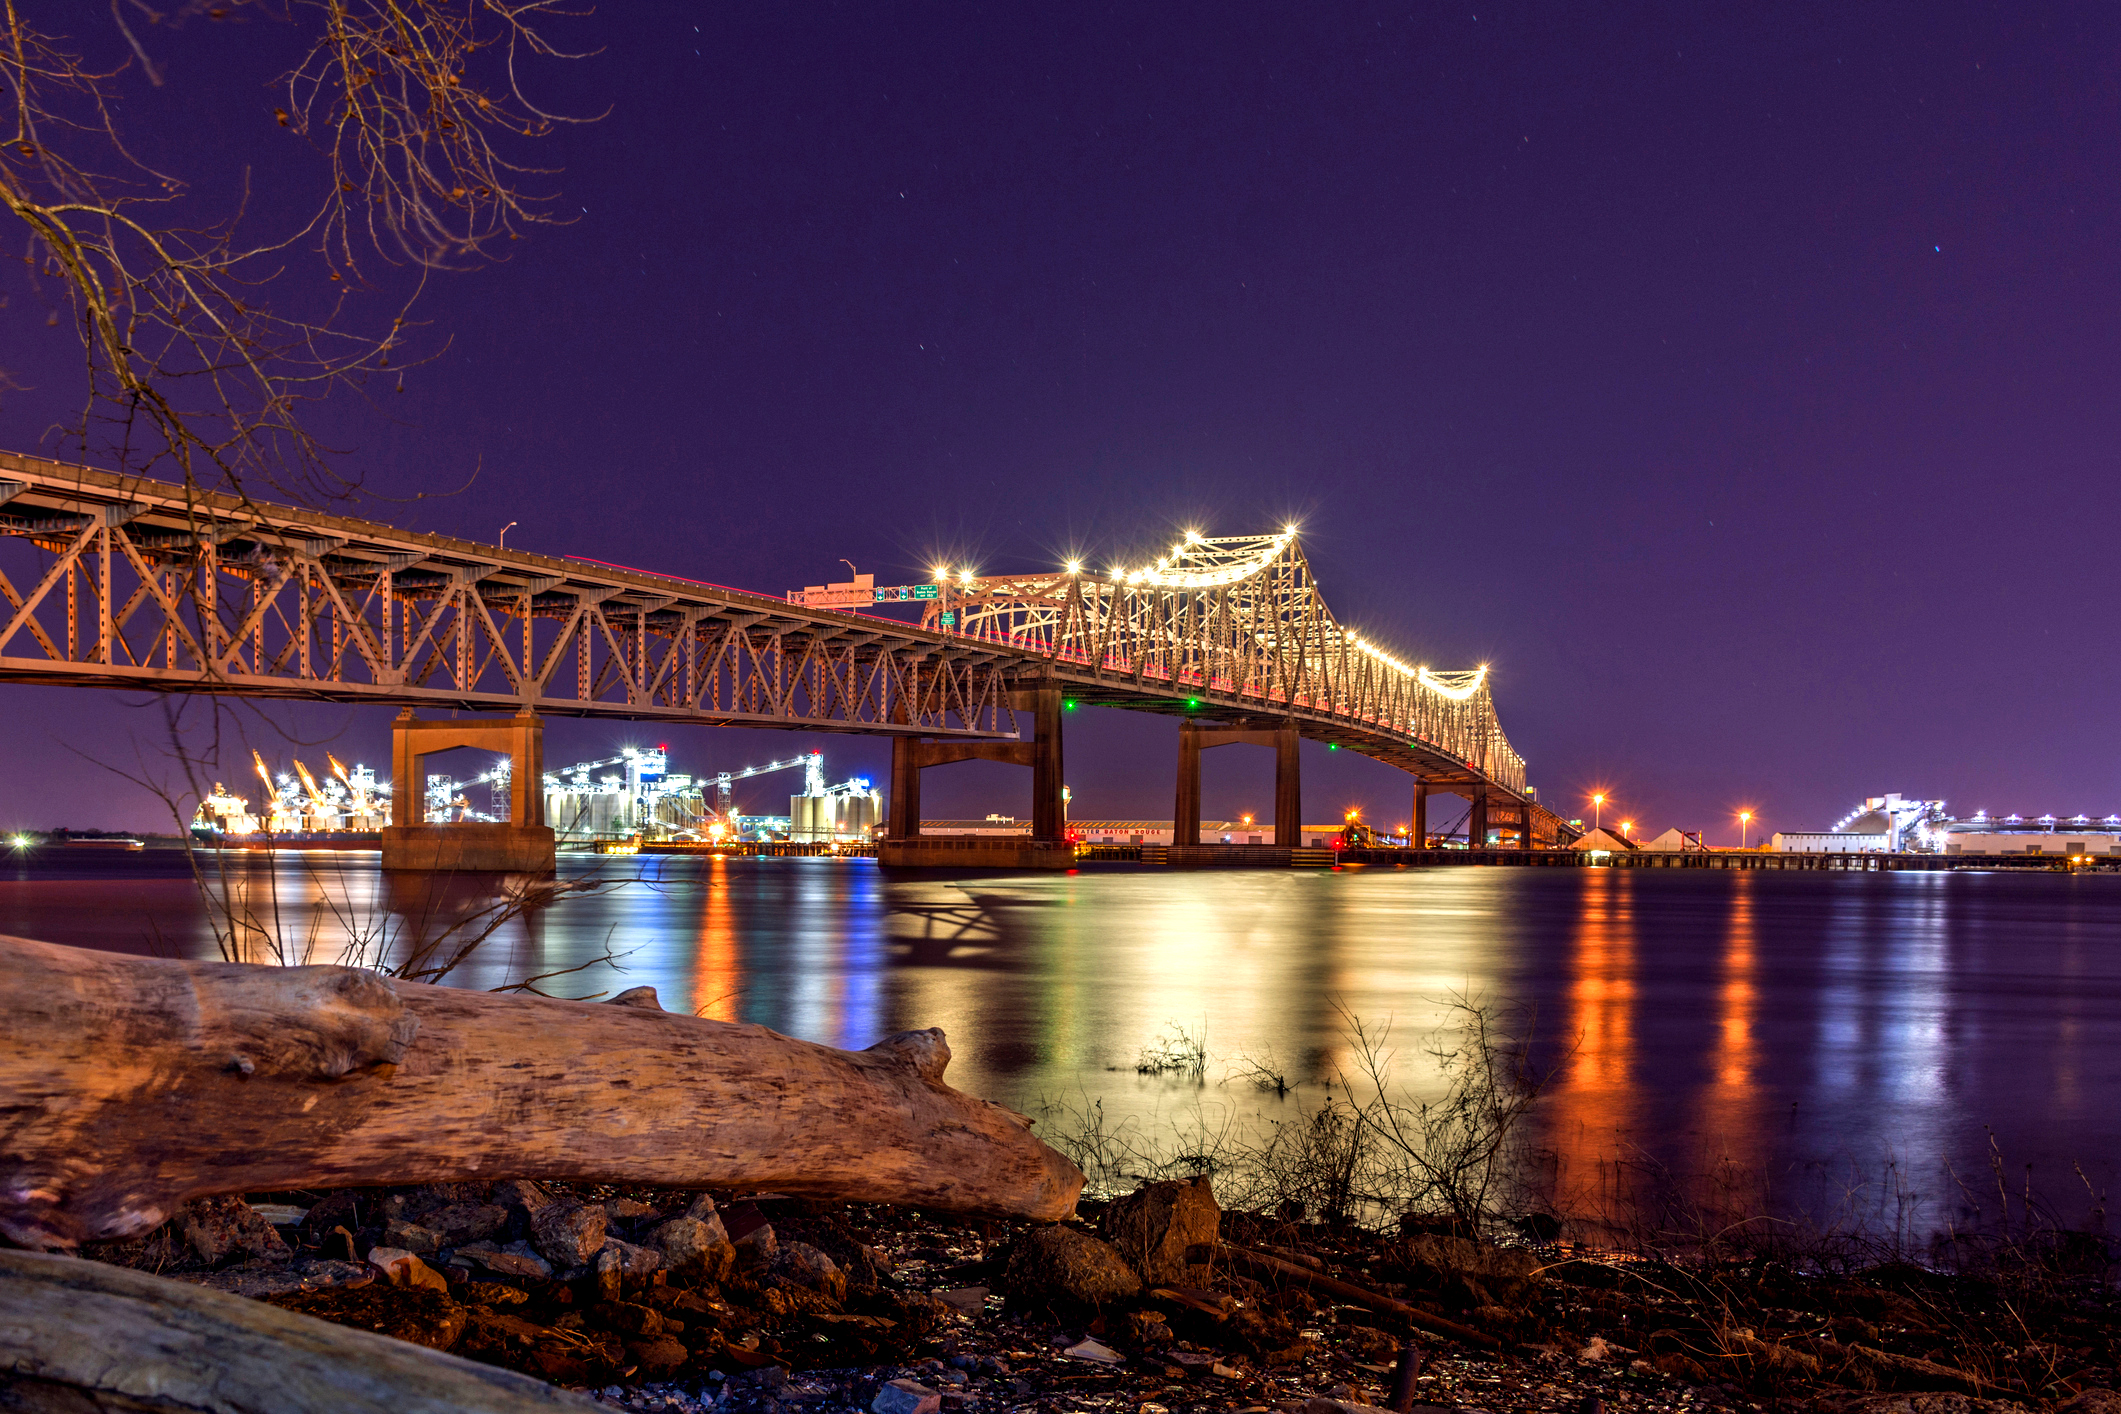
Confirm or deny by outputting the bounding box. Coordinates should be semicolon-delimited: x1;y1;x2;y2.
0;452;1552;821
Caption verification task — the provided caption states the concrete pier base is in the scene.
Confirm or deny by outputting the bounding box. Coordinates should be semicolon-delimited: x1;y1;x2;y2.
382;823;557;873
877;836;1075;870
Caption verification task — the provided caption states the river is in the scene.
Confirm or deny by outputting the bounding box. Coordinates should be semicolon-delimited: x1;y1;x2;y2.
6;850;2117;1231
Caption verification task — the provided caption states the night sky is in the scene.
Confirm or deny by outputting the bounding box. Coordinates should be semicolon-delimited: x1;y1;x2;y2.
3;3;2118;840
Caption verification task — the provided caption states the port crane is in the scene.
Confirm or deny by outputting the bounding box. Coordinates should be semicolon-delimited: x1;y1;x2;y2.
712;753;821;817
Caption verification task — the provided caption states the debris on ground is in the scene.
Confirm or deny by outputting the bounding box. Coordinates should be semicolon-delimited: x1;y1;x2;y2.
62;1178;2121;1414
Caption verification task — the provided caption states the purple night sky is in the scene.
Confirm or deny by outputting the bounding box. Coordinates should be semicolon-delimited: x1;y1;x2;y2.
2;3;2117;839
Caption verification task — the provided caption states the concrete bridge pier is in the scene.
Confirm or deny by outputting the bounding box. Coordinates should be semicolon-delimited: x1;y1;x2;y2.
382;708;556;873
1468;785;1490;849
1174;717;1302;846
1411;777;1428;847
878;685;1072;868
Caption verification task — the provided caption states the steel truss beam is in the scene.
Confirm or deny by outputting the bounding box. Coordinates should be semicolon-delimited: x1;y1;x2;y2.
924;532;1535;801
0;454;1016;739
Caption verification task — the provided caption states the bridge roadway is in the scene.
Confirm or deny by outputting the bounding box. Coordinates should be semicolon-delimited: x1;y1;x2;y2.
0;452;1573;867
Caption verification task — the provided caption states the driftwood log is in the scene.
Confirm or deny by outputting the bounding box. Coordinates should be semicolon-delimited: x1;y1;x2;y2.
0;935;1082;1250
0;1248;594;1413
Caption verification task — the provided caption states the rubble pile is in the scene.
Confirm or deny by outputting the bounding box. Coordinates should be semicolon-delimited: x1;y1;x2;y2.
73;1178;2121;1414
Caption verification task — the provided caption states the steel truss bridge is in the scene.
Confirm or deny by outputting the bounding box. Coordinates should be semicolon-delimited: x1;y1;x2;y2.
0;453;1573;851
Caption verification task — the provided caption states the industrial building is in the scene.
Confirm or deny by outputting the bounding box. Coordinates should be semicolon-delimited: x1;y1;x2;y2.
1770;831;1890;853
543;746;879;846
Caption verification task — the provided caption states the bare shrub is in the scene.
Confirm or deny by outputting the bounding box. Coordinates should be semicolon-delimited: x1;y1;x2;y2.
1135;1020;1209;1081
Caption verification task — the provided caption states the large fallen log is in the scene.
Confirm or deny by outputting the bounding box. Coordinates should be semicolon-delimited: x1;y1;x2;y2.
0;934;1082;1250
0;1248;594;1413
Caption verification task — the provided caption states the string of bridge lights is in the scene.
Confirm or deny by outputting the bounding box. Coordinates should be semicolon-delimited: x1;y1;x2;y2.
928;525;1491;705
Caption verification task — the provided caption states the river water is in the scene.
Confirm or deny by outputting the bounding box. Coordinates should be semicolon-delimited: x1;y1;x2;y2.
7;851;2118;1229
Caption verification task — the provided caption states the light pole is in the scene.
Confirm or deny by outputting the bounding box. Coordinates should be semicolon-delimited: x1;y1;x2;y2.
1739;810;1754;850
498;521;517;550
1619;819;1633;841
1592;793;1606;831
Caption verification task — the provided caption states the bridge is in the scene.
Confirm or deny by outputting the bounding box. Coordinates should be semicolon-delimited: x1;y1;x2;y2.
0;452;1575;868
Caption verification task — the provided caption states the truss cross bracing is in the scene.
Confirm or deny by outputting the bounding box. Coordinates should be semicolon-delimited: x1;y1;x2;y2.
0;454;1014;738
0;456;1548;824
919;530;1531;803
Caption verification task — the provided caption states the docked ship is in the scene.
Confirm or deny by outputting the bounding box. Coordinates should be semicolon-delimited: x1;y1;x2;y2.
189;752;390;850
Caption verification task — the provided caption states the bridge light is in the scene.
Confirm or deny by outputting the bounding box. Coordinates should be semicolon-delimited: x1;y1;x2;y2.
1065;560;1081;574
1328;743;1339;751
932;565;948;582
1185;529;1202;542
1064;699;1077;710
1186;697;1201;708
960;569;975;585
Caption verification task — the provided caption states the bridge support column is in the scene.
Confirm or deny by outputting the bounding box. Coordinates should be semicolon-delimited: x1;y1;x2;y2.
1174;720;1203;848
876;687;1072;869
1411;778;1428;849
1028;686;1065;844
383;708;554;873
888;735;922;840
1274;721;1300;848
1468;786;1489;850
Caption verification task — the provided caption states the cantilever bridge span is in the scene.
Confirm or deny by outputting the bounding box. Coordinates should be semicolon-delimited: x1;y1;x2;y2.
0;453;1573;865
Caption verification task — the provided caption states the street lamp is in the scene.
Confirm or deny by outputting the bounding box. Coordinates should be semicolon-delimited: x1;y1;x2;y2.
1738;810;1754;850
1619;819;1633;840
1592;792;1606;830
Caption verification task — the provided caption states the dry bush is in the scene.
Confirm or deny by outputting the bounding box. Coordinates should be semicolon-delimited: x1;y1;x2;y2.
2;1;595;503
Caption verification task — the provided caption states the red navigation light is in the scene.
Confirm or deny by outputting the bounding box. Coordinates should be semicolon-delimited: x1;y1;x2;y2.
658;741;668;750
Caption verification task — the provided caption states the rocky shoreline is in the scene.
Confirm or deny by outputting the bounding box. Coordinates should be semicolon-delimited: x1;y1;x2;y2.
65;1176;2121;1414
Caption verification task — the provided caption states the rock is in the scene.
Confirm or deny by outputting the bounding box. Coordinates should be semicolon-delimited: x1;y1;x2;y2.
492;1178;553;1215
179;1195;292;1265
367;1245;452;1293
873;1379;942;1414
427;1203;511;1246
599;1300;666;1337
1101;1177;1221;1286
601;1236;663;1279
1063;1337;1125;1365
775;1241;847;1300
2060;1397;2121;1414
605;1198;663;1221
383;1218;442;1255
647;1217;736;1281
1398;1235;1541;1305
271;1283;469;1351
247;1202;308;1227
165;1258;372;1299
299;1189;362;1243
593;1245;625;1303
455;1240;554;1280
681;1192;729;1231
1210;1363;1244;1380
934;1286;988;1314
733;1223;777;1269
530;1198;608;1270
998;1226;1141;1305
848;1243;897;1286
625;1335;690;1378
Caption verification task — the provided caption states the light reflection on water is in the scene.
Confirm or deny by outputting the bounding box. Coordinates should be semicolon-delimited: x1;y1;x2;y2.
5;852;2120;1217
